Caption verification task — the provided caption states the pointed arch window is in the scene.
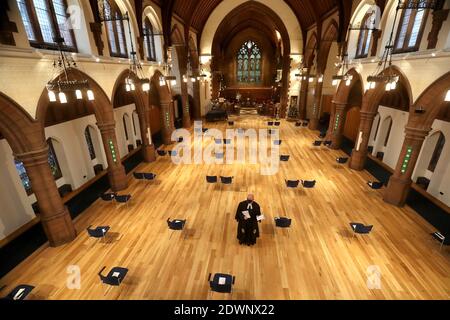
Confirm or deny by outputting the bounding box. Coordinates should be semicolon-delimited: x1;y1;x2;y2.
85;127;97;160
144;18;156;61
123;115;129;140
16;0;77;51
428;132;445;172
394;0;430;53
102;0;128;58
384;118;393;147
355;12;374;58
237;40;262;83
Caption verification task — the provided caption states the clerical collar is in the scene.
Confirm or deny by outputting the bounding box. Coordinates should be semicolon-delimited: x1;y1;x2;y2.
247;202;253;209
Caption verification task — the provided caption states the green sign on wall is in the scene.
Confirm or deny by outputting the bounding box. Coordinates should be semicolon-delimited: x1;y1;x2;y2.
401;146;413;174
109;139;117;163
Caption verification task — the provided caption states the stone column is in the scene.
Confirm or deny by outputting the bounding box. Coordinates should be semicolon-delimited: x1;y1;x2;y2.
160;100;175;145
329;102;348;149
298;77;309;120
16;147;76;247
133;90;156;163
349;111;377;170
192;70;202;120
309;78;323;130
97;121;128;191
383;127;429;206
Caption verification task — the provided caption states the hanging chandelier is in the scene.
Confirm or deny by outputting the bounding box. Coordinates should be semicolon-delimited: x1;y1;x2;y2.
46;36;94;104
159;46;177;87
367;0;439;91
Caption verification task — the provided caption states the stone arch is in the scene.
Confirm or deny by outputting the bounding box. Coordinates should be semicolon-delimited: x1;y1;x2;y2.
112;69;156;162
0;92;44;154
317;19;339;73
304;32;318;69
36;68;114;127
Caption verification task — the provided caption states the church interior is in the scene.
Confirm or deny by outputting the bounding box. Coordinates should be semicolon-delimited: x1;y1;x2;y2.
0;0;449;301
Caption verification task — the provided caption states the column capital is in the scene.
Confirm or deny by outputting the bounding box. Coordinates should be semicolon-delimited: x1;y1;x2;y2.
404;126;430;142
333;101;348;110
15;146;49;166
359;110;377;121
97;121;116;134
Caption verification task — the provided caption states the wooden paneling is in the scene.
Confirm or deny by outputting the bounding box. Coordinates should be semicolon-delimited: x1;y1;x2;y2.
343;106;361;142
149;105;161;134
1;116;450;300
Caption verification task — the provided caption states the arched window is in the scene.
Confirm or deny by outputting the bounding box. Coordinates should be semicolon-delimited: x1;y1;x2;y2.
123;115;129;141
47;138;62;179
84;127;96;160
384;118;393;147
237;40;262;83
394;0;430;53
101;0;128;58
16;0;77;51
355;12;374;58
143;18;156;61
428;132;445;172
14;138;63;195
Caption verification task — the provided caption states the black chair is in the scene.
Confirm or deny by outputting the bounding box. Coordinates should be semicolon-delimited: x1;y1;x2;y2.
416;177;431;190
313;140;323;146
302;122;309;127
202;128;209;133
208;273;235;296
215;138;222;144
101;193;116;202
87;225;110;241
376;152;384;160
323;140;332;146
1;285;35;300
336;157;349;164
169;150;177;156
295;122;302;127
98;266;128;295
302;180;316;188
319;131;327;139
285;180;300;188
228;121;234;126
350;223;373;237
127;144;134;152
367;181;383;189
280;155;290;162
177;137;184;143
157;150;167;156
431;232;449;250
133;172;145;180
115;195;131;208
220;176;234;184
206;175;218;183
143;173;157;181
367;146;374;153
223;139;232;145
167;218;186;231
94;164;104;175
268;121;274;126
274;122;281;126
136;139;142;147
275;217;292;228
274;140;282;146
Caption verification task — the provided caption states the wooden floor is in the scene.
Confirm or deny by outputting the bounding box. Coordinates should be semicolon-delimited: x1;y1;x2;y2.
1;115;449;300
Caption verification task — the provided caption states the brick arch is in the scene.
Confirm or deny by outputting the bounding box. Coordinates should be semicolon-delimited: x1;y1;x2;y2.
317;19;338;73
410;71;450;130
334;68;364;104
150;70;172;104
361;65;413;114
304;32;318;69
0;92;44;154
36;68;114;127
111;69;143;108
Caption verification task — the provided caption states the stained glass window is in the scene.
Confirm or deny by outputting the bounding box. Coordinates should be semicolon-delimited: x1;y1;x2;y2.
237;40;262;84
85;127;96;160
102;0;128;58
355;11;374;58
15;160;32;195
144;18;156;61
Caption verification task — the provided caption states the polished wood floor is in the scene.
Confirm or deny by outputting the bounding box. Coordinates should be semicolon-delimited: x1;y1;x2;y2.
1;115;449;300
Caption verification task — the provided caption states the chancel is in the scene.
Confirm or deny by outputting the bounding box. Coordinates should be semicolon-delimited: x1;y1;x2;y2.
0;0;449;304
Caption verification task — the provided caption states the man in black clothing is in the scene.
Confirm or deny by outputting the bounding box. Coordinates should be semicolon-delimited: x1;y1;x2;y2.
235;194;262;246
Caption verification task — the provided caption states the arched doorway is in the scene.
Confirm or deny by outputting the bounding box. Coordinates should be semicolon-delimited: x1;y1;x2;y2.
0;92;76;246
